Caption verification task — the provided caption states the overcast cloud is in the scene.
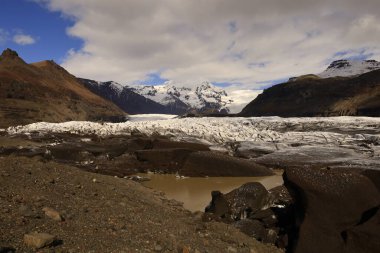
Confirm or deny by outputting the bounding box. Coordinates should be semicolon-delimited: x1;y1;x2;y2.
36;0;380;93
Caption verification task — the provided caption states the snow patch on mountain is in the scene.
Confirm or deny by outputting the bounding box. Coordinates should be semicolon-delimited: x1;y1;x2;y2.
318;59;380;78
132;81;233;112
91;80;124;95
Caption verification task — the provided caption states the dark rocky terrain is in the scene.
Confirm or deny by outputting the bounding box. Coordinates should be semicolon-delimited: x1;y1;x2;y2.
240;69;380;117
0;133;283;253
204;164;380;253
1;127;379;253
0;49;126;128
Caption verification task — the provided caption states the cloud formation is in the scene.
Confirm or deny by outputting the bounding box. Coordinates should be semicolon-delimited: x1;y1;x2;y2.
13;33;36;45
37;0;380;90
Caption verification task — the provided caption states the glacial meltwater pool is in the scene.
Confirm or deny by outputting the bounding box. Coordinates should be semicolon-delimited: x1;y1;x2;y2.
138;173;284;212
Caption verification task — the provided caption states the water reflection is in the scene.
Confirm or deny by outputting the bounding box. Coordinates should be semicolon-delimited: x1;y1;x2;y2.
139;173;283;212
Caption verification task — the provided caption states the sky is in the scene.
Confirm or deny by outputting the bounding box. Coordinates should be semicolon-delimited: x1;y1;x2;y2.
2;0;380;111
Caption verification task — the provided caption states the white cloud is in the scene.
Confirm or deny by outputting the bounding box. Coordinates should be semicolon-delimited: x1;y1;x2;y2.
225;88;263;113
13;33;36;45
36;1;380;90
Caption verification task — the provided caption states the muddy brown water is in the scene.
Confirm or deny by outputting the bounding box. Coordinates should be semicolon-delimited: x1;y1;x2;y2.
138;173;284;212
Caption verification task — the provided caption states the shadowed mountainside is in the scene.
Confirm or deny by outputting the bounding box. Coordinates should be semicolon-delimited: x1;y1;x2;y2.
78;78;176;114
240;70;380;117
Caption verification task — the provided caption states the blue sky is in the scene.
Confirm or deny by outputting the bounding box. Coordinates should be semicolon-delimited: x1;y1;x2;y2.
0;0;81;63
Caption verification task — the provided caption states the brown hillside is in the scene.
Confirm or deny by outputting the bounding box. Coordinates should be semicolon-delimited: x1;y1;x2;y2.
239;70;380;117
0;49;126;128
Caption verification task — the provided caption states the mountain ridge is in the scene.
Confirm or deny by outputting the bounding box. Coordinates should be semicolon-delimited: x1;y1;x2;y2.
240;66;380;117
0;48;126;128
80;79;233;115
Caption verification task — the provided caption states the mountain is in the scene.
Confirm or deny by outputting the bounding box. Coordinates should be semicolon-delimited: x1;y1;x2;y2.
240;60;380;117
79;78;172;114
0;49;126;128
133;81;233;114
318;59;380;78
80;79;233;115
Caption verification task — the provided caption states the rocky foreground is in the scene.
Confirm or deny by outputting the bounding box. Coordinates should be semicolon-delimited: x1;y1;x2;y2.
0;155;280;253
1;116;380;252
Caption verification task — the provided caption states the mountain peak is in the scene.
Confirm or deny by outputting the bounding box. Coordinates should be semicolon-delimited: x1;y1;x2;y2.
1;48;19;58
0;48;26;65
133;81;232;113
319;59;380;78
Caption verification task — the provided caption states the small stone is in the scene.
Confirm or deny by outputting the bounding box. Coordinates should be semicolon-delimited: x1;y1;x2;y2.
42;207;63;221
23;232;56;249
92;178;97;183
0;246;15;253
227;246;237;253
18;205;36;218
154;244;162;252
182;246;190;253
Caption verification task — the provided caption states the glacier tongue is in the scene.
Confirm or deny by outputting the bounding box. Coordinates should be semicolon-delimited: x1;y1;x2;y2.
7;116;380;145
8;116;380;170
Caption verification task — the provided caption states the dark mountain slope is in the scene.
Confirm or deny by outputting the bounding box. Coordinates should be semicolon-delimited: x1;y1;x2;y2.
78;78;179;114
240;70;380;117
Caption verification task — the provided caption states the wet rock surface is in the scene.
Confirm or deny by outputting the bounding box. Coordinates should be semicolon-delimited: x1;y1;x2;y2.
283;166;380;253
204;182;294;248
204;166;380;253
0;134;268;177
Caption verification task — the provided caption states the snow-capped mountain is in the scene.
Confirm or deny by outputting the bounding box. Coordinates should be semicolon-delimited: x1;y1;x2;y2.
133;81;233;113
318;59;380;78
79;78;234;115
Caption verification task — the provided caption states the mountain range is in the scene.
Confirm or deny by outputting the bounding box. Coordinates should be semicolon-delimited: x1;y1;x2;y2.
80;79;233;115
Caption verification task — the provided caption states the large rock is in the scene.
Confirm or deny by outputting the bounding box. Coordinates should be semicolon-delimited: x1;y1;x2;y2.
23;232;56;249
204;182;291;246
224;182;270;219
284;167;380;253
205;182;270;220
181;151;274;177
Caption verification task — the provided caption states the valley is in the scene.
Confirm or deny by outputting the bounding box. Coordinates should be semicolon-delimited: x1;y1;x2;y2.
1;115;379;252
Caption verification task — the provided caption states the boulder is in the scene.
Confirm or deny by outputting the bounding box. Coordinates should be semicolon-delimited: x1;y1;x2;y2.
181;151;274;177
284;167;380;253
224;182;270;219
268;185;294;207
234;219;266;240
23;232;56;249
205;182;270;220
42;207;63;221
204;191;230;218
